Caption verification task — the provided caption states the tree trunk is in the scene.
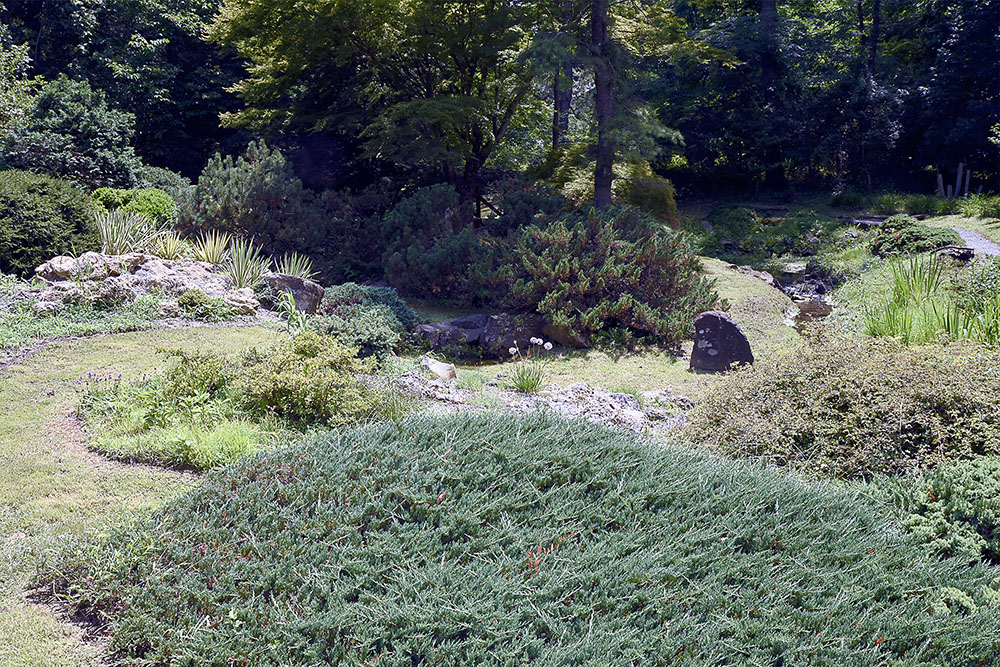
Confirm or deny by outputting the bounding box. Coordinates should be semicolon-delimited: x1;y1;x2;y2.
868;0;880;75
552;61;573;151
592;0;613;209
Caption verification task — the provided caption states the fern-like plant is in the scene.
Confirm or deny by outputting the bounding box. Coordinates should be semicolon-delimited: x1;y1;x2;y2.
191;231;232;264
224;238;271;289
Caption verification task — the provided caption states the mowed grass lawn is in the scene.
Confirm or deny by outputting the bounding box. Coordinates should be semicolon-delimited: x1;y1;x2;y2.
0;326;279;667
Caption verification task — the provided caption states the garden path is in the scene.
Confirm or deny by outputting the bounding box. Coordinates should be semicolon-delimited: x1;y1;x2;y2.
952;227;1000;256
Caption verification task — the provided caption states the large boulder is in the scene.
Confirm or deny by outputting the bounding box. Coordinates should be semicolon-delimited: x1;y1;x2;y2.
130;258;231;296
480;313;546;358
689;311;754;372
262;273;324;314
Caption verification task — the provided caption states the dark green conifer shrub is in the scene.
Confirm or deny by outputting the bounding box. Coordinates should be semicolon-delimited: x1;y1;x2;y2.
310;303;405;357
497;207;717;344
0;170;99;276
0;76;144;189
380;184;478;299
179;141;327;257
321;283;420;330
685;336;1000;479
889;457;1000;564
41;413;1000;665
870;214;961;255
92;187;177;227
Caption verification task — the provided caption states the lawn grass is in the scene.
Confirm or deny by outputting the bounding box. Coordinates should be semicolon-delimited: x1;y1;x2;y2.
0;326;279;667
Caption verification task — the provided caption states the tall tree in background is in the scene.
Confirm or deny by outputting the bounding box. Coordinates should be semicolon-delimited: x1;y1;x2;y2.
592;0;614;207
212;0;534;203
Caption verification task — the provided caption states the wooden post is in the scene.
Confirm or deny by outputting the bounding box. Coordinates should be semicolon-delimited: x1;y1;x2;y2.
964;169;971;197
947;184;954;198
954;162;964;199
937;173;945;197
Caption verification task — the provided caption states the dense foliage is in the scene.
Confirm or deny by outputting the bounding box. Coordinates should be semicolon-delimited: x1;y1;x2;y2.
92;187;178;227
79;332;405;469
700;206;837;263
43;413;1000;664
0;170;98;277
179;141;327;258
870;215;962;255
498;207;718;344
309;283;419;357
0;76;144;189
685;337;1000;479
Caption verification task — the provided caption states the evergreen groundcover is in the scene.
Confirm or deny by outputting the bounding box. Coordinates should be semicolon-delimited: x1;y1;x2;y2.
43;413;1000;665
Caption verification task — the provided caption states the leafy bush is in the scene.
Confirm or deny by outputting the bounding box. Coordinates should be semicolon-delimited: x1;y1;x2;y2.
830;189;867;209
179;141;327;257
311;303;405;357
177;289;235;322
485;180;567;237
497;207;718;345
881;458;1000;564
0;170;98;276
92;187;177;227
870;193;957;216
869;214;961;255
684;336;1000;479
0;76;143;189
42;413;1000;665
958;194;1000;220
237;331;389;426
702;206;836;261
380;184;478;299
321;283;420;330
138;165;193;202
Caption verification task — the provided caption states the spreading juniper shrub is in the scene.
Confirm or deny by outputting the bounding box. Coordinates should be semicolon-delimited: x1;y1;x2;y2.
41;413;1000;665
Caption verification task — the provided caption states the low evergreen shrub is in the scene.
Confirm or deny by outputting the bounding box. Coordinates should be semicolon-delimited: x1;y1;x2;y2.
321;283;420;330
177;288;236;322
870;214;962;255
684;336;1000;479
496;207;718;345
0;169;99;277
92;187;177;227
310;302;406;357
42;413;1000;665
701;206;837;262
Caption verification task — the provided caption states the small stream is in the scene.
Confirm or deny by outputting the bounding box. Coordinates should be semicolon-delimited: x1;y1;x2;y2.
791;296;833;335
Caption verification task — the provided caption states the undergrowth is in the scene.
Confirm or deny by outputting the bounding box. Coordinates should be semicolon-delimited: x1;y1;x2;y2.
40;413;1000;665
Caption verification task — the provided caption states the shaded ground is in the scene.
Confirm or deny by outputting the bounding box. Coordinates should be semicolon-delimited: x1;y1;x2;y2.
0;326;279;667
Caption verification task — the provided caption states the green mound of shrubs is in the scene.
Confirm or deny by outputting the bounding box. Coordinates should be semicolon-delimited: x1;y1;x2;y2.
310;283;418;357
92;186;178;227
80;332;407;469
177;288;236;322
496;207;718;345
701;206;836;262
0;170;98;277
884;457;1000;564
685;336;1000;479
44;413;1000;664
870;214;961;255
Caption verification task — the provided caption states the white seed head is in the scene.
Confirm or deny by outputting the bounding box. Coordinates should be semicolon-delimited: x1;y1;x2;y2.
509;347;517;356
543;342;553;351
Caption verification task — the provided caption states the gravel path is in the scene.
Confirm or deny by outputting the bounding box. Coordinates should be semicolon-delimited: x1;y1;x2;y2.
952;227;1000;257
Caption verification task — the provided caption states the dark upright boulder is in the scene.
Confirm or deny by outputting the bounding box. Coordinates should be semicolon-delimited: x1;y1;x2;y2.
690;311;754;372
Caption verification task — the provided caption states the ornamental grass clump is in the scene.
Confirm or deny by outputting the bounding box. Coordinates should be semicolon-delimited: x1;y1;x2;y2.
40;413;1000;665
684;335;1000;479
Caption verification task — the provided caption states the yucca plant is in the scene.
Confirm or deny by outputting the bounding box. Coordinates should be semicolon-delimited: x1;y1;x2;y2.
275;252;317;280
224;238;271;289
96;209;162;254
153;231;188;260
191;231;233;264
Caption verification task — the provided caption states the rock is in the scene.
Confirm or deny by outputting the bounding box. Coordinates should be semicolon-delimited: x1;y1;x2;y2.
480;313;546;358
224;288;260;315
262;273;324;314
159;300;182;318
773;261;808;284
421;357;457;381
131;258;231;297
936;245;975;262
31;300;64;314
415;322;470;351
449;314;489;344
542;324;591;348
690;311;754;372
35;255;82;281
89;276;137;307
729;264;779;289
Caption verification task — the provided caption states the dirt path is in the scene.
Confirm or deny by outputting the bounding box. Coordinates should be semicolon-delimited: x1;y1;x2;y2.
0;326;277;667
952;227;1000;257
